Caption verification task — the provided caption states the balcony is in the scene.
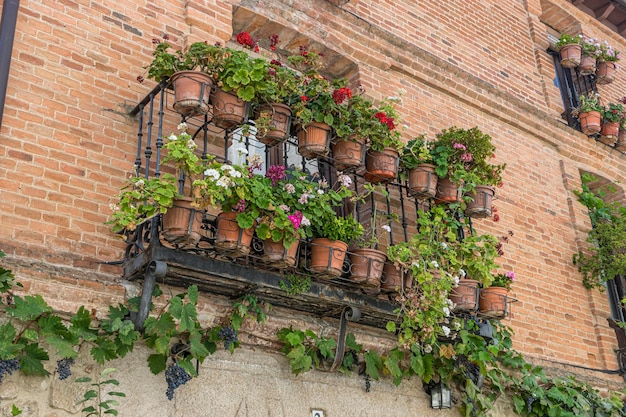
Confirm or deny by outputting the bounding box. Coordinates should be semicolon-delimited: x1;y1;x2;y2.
120;80;514;332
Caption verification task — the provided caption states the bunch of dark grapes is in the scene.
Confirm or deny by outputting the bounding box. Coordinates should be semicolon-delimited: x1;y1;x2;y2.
0;358;20;383
364;374;371;393
218;326;238;350
165;363;192;400
525;396;536;412
56;358;75;381
465;362;483;389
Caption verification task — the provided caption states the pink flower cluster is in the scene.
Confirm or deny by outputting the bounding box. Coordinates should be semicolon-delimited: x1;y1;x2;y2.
453;143;466;150
233;199;246;213
266;165;287;186
505;271;515;280
288;211;303;229
460;153;473;162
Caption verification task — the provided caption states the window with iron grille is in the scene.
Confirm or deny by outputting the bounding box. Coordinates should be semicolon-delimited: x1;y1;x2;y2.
549;49;597;131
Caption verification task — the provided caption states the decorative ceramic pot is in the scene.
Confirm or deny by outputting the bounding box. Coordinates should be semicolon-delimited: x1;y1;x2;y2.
162;197;203;245
364;147;399;183
599;121;619;145
261;238;300;268
478;287;509;318
297;122;331;158
170;71;213;117
449;279;479;311
435;177;462;204
214;211;255;258
348;248;387;294
332;136;366;171
578;55;597;75
464;185;495;218
309;238;348;278
255;103;292;146
212;88;248;129
596;61;617;85
408;163;438;198
578;111;601;135
559;44;582;68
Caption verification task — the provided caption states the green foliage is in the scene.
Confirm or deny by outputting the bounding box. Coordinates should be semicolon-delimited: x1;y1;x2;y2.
76;368;125;417
573;92;603;116
279;274;311;295
401;135;433;170
11;405;21;416
144;38;226;81
602;102;625;123
555;33;582;50
573;174;626;290
218;50;268;102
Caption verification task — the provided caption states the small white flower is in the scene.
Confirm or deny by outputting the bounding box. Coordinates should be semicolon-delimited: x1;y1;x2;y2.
279;204;290;212
186;139;196;149
447;299;454;307
453;275;460;285
442;326;451;337
284;183;295;194
301;216;311;227
221;164;234;172
443;307;450;317
109;203;120;212
177;122;188;132
337;173;352;187
204;169;220;180
430;260;439;269
168;134;178;141
424;344;433;353
440;242;448;249
216;177;232;188
381;224;391;233
237;148;248;155
317;189;324;195
459;269;466;278
135;179;145;188
231;170;242;178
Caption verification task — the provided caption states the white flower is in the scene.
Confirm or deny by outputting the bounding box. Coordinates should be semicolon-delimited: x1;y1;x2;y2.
446;298;454;307
442;326;451;337
453;320;462;330
301;216;311;227
284;183;295;194
453;275;460;285
204;169;220;180
221;164;234;172
430;260;439;269
440;242;448;249
381;224;391;233
237;148;248;155
443;307;450;317
230;170;242;178
168;134;178;141
177;122;188;132
424;344;433;353
109;203;120;212
459;268;466;278
337;173;352;187
317;189;324;195
279;204;290;212
186;139;196;149
216;177;233;188
135;179;145;188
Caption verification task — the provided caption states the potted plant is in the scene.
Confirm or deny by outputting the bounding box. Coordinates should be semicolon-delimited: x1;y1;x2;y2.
309;216;364;278
578;36;600;75
479;271;514;318
364;96;405;183
331;92;370;171
348;184;395;293
572;93;603;135
289;47;348;159
192;154;266;257
251;59;300;146
430;126;505;216
596;40;621;84
107;123;203;243
400;135;438;198
382;242;413;294
555;33;582;68
385;205;460;346
143;36;220;117
599;102;624;145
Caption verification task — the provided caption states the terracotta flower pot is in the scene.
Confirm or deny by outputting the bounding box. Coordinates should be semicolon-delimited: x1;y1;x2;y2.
212;88;248;129
364;147;399;183
435;177;462;204
297;122;331;158
408;164;438;198
478;287;509;318
449;279;479;312
596;61;617;85
559;44;582;68
261;238;300;268
348;247;387;291
331;136;366;171
599;121;620;145
464;185;495;219
170;71;213;117
309;238;348;278
255;103;292;146
162;197;203;245
214;211;255;258
578;111;601;135
381;262;412;294
578;55;597;75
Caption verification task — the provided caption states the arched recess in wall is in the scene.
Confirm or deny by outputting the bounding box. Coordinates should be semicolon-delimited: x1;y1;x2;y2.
231;5;360;85
576;169;626;361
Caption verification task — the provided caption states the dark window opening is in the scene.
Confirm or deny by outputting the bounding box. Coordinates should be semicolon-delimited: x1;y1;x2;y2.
548;49;597;131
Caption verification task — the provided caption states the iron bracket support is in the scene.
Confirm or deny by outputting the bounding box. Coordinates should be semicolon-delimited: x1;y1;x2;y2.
329;306;361;372
131;260;167;331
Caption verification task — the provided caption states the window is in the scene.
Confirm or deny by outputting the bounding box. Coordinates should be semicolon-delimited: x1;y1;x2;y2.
549;49;597;131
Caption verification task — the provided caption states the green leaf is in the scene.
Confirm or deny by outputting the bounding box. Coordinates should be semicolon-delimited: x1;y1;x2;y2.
0;323;22;359
177;358;197;377
422;353;434;383
384;348;404;386
386;321;396;333
147;354;167;375
364;350;382;380
45;335;77;359
187;285;198;305
410;349;424;377
169;296;183;320
19;343;49;376
316;337;336;360
8;294;51;320
11;404;22;416
179;302;198;333
189;330;210;362
75;376;92;383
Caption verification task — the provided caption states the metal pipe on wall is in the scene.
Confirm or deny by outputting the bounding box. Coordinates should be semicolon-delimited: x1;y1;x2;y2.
0;0;21;130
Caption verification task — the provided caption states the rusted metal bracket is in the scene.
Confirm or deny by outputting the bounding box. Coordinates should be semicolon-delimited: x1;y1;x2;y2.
131;260;167;331
329;306;361;372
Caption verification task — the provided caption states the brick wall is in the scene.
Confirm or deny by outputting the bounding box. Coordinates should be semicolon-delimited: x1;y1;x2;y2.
1;0;626;411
